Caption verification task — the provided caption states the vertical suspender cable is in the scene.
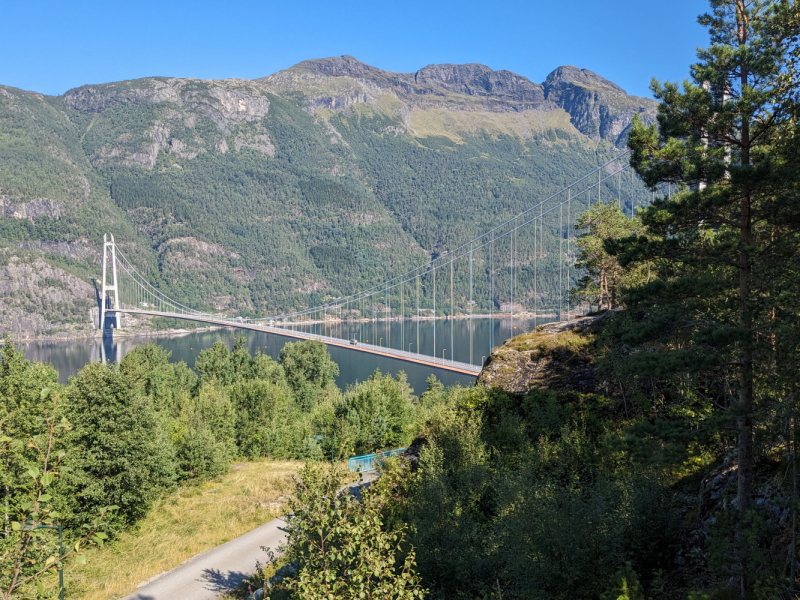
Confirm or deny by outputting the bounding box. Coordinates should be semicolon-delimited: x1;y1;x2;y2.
538;198;543;325
469;243;473;365
416;274;420;354
450;259;454;361
511;219;515;335
560;201;563;321
401;280;404;352
533;206;540;327
433;266;436;359
490;234;494;352
387;287;390;349
567;186;571;320
630;166;634;217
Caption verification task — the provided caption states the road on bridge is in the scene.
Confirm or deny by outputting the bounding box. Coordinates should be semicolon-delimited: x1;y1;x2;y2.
111;308;483;376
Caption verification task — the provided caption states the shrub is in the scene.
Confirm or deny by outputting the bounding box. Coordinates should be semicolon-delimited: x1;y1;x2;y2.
61;362;177;532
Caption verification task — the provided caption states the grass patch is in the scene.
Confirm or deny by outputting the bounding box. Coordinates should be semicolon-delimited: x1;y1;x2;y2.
510;328;595;356
60;460;303;599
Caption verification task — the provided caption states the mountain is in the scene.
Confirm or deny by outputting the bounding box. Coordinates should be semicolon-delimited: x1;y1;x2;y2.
0;56;656;339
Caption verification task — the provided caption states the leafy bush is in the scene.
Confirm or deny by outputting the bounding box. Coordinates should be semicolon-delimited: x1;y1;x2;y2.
61;362;177;532
262;462;426;600
279;340;339;411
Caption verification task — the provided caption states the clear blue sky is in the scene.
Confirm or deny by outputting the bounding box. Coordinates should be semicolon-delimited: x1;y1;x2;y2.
1;0;709;98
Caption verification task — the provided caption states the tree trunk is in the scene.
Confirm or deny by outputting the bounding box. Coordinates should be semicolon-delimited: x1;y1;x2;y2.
735;5;753;596
791;411;797;591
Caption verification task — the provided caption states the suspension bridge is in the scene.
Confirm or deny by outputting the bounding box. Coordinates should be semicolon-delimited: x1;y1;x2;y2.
99;150;656;376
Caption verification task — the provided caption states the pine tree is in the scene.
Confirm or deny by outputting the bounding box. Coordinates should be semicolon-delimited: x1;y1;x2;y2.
622;0;800;594
570;203;647;311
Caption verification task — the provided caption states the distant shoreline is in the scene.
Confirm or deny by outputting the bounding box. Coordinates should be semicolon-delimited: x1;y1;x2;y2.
3;310;587;345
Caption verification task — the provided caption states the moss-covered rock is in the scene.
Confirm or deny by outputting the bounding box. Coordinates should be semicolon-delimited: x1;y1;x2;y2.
477;314;603;394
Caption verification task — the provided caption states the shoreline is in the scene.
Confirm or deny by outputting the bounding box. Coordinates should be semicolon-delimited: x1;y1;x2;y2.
2;325;223;346
4;310;587;345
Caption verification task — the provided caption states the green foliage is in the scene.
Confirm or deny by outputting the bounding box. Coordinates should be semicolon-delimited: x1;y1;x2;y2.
264;462;426;600
332;370;416;457
61;362;177;533
616;1;800;592
0;390;116;600
600;563;645;600
382;382;681;600
170;383;236;479
229;378;306;459
279;340;339;410
570;203;650;311
120;343;197;414
0;338;60;436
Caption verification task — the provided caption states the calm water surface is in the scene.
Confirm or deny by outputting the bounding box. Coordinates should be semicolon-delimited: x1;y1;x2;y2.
23;316;554;394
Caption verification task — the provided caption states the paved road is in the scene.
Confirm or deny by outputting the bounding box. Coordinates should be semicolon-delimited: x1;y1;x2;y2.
122;516;287;600
122;472;377;599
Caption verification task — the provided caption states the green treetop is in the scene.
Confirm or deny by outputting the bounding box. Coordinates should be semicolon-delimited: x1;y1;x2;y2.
571;203;648;311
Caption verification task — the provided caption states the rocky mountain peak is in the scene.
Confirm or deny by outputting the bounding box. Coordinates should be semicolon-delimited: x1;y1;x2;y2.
543;66;625;97
415;63;544;104
414;63;494;86
288;55;391;79
541;65;653;144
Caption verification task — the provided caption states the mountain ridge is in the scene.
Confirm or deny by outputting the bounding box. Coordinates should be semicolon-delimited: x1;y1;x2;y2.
0;56;655;339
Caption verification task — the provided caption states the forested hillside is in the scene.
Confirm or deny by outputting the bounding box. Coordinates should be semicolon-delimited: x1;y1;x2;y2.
0;57;655;337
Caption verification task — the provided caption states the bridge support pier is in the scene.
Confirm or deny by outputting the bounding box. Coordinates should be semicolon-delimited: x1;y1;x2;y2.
100;234;120;335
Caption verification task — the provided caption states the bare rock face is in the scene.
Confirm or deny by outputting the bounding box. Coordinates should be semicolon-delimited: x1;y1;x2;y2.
414;63;545;105
64;78;270;122
65;78;271;169
267;56;653;144
288;55;392;80
543;66;656;145
0;196;63;220
16;240;100;264
544;66;625;95
0;252;96;338
64;80;179;112
157;236;240;259
477;316;601;394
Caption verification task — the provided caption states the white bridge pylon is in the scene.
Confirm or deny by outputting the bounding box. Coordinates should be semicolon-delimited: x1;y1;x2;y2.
99;150;651;376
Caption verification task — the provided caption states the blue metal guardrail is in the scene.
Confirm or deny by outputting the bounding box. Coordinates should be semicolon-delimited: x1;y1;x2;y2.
348;447;407;473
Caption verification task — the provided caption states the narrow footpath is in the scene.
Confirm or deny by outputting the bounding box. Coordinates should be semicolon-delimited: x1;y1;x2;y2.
122;516;287;600
122;472;377;599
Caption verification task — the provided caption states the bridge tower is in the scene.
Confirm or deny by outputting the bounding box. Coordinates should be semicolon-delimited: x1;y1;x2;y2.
99;234;121;333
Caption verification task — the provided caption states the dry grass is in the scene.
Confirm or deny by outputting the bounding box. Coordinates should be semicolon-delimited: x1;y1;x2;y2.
60;460;303;600
408;106;576;143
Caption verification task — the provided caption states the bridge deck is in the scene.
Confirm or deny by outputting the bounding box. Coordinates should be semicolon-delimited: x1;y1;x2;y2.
110;309;483;376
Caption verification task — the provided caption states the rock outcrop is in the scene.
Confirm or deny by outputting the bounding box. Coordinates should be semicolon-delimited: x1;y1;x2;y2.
543;65;654;144
477;315;602;394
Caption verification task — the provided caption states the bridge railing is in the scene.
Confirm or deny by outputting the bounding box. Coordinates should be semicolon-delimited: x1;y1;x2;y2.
349;447;407;473
272;323;482;372
110;308;484;374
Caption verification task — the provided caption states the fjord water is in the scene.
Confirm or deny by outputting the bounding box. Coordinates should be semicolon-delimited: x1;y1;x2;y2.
24;316;554;393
